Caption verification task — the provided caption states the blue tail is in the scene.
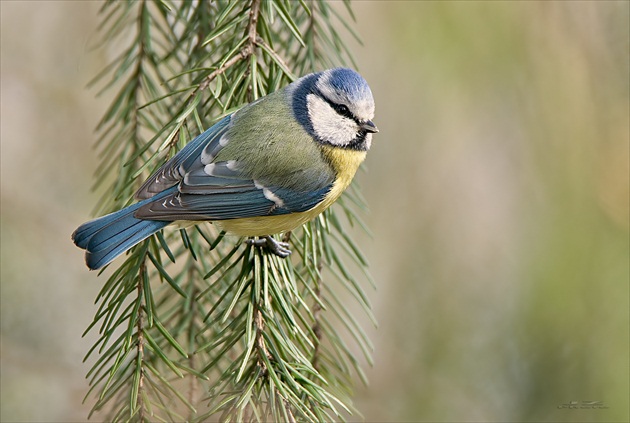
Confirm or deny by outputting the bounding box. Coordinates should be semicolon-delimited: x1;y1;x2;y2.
72;188;175;270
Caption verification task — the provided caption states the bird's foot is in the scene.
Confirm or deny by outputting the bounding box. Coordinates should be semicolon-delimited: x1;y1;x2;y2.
247;236;292;258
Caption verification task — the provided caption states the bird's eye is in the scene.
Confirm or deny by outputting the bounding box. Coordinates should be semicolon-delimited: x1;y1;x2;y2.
334;103;352;118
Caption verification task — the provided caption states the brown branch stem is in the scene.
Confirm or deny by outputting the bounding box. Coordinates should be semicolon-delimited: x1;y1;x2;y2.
283;397;297;423
311;259;324;371
192;0;262;97
136;261;147;422
254;305;272;372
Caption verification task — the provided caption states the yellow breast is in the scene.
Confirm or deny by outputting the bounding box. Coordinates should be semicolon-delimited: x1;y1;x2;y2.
218;146;367;236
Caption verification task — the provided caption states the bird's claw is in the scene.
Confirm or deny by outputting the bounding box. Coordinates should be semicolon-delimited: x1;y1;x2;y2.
247;236;292;258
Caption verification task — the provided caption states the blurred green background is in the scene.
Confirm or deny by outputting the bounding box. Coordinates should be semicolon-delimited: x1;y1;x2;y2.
1;1;628;422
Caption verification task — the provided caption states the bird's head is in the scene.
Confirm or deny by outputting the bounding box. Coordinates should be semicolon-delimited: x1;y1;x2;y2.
291;68;378;151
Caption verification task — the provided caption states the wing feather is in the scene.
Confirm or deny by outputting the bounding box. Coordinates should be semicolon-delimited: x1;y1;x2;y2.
135;115;232;199
135;182;332;221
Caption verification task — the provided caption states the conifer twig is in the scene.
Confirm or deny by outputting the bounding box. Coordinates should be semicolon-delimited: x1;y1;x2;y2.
136;262;146;422
311;261;324;371
194;0;262;96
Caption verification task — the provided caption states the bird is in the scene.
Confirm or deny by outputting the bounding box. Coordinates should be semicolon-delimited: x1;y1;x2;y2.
72;67;378;270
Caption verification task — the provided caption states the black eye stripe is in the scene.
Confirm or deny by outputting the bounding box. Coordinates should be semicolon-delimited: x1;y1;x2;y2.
332;103;354;119
319;94;358;123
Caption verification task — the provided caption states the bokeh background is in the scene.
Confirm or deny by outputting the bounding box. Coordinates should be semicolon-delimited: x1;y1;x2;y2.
1;1;628;422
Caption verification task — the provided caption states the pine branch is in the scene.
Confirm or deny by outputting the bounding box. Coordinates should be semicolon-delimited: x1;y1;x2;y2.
83;1;373;421
193;0;261;96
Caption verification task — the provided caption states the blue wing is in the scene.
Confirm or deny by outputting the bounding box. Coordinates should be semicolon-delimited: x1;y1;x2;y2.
135;115;233;199
133;115;334;221
135;164;333;220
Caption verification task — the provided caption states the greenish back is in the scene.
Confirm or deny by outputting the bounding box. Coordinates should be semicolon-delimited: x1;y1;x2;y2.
215;90;334;192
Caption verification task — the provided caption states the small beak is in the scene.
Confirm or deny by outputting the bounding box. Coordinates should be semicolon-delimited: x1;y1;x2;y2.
360;120;379;133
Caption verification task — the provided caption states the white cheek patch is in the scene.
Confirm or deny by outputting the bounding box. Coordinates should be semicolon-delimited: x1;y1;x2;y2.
307;94;357;145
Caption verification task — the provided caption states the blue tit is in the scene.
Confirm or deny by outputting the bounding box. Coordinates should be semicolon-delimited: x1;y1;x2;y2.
73;68;378;270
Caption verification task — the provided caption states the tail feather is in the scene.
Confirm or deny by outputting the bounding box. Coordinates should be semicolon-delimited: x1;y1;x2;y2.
73;206;133;249
84;218;168;270
72;188;175;270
